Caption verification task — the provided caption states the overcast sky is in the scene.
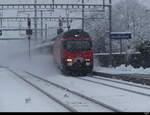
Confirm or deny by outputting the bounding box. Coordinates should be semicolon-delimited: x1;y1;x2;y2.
113;0;150;8
139;0;150;8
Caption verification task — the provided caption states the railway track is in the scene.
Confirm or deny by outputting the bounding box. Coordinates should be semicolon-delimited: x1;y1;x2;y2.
7;68;122;112
76;76;150;98
8;69;77;112
93;71;150;86
90;76;150;90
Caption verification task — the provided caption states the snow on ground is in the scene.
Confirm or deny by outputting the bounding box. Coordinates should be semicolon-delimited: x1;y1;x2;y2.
0;68;67;112
36;74;150;112
94;64;150;75
93;55;150;75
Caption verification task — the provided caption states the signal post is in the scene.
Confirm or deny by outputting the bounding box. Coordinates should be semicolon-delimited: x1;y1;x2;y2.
26;17;32;60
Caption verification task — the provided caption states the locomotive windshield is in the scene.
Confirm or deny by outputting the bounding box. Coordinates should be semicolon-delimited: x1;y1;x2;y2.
63;40;92;51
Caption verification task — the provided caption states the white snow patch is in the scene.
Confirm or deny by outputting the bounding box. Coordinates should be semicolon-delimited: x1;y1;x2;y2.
94;64;150;75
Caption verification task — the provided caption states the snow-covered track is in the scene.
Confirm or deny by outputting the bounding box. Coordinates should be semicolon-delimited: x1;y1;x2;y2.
7;69;77;112
76;76;150;98
90;76;150;90
22;71;122;112
93;71;150;86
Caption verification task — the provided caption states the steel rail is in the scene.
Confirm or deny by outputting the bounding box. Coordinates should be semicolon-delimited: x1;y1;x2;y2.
23;71;122;112
90;76;150;90
77;77;150;98
7;69;78;112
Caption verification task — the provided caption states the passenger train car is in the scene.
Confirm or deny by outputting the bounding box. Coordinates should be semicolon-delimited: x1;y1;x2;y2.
52;29;93;75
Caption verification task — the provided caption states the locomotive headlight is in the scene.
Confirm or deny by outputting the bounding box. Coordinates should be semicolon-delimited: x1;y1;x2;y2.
66;59;73;66
66;59;73;62
85;59;91;62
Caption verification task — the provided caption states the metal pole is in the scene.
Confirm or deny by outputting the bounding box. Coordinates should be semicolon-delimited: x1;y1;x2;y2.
82;0;84;30
28;35;31;60
66;8;70;31
28;14;31;60
45;24;47;41
0;8;3;28
41;10;43;41
0;16;2;29
120;38;123;54
109;0;112;66
34;0;37;40
103;0;105;10
52;0;54;11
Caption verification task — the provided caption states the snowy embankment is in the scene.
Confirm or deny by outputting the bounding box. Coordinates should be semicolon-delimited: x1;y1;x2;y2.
94;64;150;75
93;53;150;76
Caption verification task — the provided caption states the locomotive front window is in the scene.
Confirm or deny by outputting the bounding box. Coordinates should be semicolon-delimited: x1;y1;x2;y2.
63;40;92;51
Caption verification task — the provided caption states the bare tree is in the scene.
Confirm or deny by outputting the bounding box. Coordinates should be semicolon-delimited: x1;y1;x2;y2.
112;0;150;51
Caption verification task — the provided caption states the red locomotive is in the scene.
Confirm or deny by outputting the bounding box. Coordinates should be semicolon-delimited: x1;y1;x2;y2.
52;29;93;75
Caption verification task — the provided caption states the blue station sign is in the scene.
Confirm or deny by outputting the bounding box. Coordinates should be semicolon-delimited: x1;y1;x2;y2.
111;32;132;39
